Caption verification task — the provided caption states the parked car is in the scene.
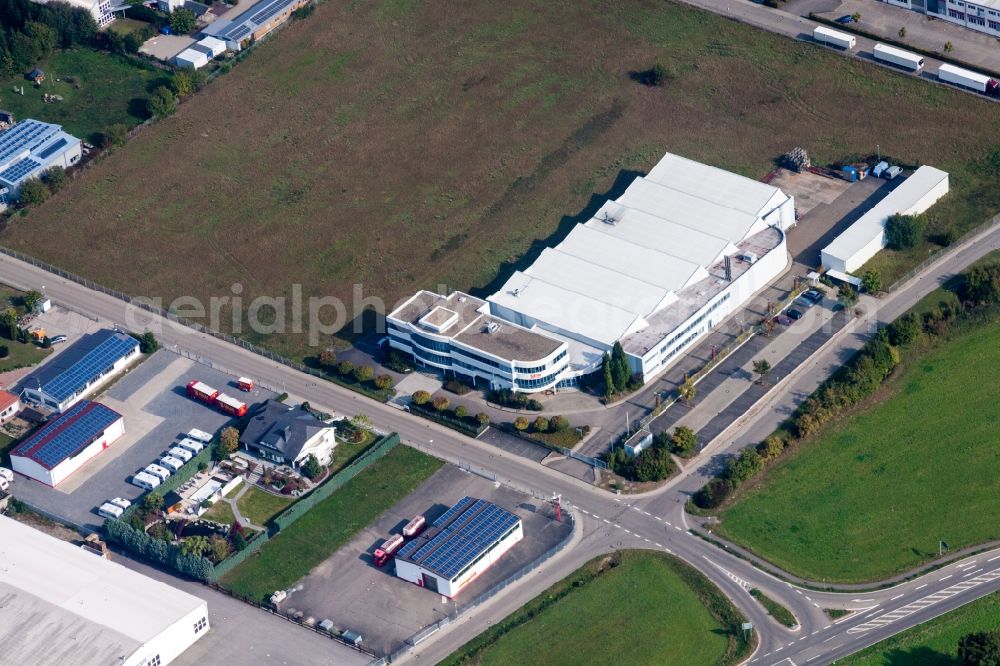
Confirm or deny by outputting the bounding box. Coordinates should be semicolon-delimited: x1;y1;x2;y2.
884;165;902;180
835;14;855;23
795;296;816;308
787;308;805;320
49;334;68;344
802;290;824;303
775;314;792;326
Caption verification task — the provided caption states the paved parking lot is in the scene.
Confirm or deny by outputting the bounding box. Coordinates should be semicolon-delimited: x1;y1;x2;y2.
11;349;275;531
284;464;573;656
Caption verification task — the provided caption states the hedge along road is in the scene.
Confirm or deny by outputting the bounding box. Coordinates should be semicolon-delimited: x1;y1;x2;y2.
0;220;999;665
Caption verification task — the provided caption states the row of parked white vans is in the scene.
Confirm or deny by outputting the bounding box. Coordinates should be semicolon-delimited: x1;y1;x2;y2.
129;428;214;492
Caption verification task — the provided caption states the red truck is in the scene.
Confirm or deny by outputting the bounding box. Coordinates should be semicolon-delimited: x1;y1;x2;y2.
403;514;426;538
373;534;405;567
215;393;248;417
187;381;219;404
237;377;254;392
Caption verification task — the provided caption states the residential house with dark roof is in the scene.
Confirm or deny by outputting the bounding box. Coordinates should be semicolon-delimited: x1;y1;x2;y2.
239;400;336;469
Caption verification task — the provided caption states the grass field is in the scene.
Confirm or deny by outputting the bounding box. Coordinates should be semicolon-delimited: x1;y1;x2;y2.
835;591;1000;665
202;498;236;524
0;49;164;143
235;486;292;526
219;445;442;601
5;0;1000;360
716;307;1000;583
441;550;752;666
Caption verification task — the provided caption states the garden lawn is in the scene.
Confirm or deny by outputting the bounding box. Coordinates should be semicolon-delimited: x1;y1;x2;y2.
235;486;293;526
0;49;164;143
202;500;236;525
837;591;1000;665
219;445;442;601
717;313;1000;583
0;340;51;373
441;550;750;666
7;0;1000;361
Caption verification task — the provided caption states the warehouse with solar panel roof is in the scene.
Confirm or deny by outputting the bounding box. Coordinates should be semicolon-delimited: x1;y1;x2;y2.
19;329;140;413
394;496;524;597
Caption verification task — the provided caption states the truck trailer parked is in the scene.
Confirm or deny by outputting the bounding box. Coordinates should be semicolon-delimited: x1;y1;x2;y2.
403;515;426;538
813;26;855;50
873;43;923;72
373;534;405;567
187;381;219;404
937;63;1000;96
215;393;248;417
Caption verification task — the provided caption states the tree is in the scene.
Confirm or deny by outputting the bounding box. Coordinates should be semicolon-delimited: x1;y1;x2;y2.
549;415;570;431
958;631;1000;666
169;8;198;33
533;416;549;433
759;435;785;460
171;69;205;97
318;348;336;369
143;492;165;513
885;213;926;250
962;264;1000;305
208;534;231;562
146;86;177;118
726;447;763;484
180;535;210;557
22;289;43;312
220;426;240;454
453;404;468;419
336;360;354;376
861;270;882;294
678;378;697;404
632;446;674;482
752;359;772;385
601;353;615;399
0;308;18;341
671;425;698;457
851;11;861;22
351;413;373;432
513;416;529;431
131;330;158;353
44;166;66;192
432;396;450;412
411;390;430;405
212;439;229;461
838;286;859;309
18;178;50;206
610;342;630;393
374;374;393;390
101;123;129;149
0;345;9;359
352;364;374;383
886;312;921;346
475;412;490;426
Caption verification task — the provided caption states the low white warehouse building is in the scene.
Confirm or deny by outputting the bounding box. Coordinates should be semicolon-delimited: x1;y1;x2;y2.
821;165;950;274
0;515;210;666
395;496;523;598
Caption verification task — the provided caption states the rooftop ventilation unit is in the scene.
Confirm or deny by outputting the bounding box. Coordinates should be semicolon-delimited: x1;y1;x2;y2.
511;288;520;297
486;322;501;334
601;212;618;225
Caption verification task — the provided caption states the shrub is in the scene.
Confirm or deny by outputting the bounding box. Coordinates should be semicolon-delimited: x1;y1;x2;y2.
671;426;698;457
725;447;763;484
432;396;450;412
475;412;490;426
632;63;670;86
18;178;50;206
146;86;177;118
533;416;549;433
0;345;8;359
169;7;197;33
632;445;675;482
885;213;926;250
454;404;468;419
374;374;394;390
886;313;921;346
861;270;881;294
336;360;354;376
411;390;431;405
318;348;336;369
758;435;785;460
352;364;374;383
549;415;570;431
302;454;322;480
444;379;472;395
44;166;66;192
513;417;529;431
526;398;543;411
693;478;734;509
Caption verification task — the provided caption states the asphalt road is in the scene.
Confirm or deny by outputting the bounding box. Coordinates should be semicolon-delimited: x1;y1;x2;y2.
0;220;997;665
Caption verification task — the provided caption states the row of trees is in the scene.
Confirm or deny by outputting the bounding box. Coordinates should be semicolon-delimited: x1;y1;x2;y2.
411;390;490;427
317;349;394;391
512;414;570;434
602;342;640;400
0;0;97;78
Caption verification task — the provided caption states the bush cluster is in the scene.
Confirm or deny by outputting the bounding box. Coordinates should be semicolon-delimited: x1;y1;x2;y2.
487;388;543;411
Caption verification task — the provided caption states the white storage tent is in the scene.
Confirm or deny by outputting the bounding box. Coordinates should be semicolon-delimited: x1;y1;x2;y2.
175;48;210;70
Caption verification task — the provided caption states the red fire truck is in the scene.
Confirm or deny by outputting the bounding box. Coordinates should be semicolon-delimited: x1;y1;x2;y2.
373;534;405;567
186;381;219;404
215;393;248;417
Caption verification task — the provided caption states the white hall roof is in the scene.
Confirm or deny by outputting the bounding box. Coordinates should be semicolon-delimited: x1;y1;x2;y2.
644;152;786;215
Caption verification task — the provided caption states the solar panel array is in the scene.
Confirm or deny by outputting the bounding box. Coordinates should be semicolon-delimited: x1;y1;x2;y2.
40;333;139;403
12;400;121;469
0;158;41;184
223;0;299;41
37;137;68;160
0;120;59;164
398;496;520;580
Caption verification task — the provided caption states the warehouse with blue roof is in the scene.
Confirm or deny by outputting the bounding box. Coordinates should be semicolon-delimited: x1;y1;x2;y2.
10;400;124;487
395;496;523;597
0;119;81;204
19;329;140;413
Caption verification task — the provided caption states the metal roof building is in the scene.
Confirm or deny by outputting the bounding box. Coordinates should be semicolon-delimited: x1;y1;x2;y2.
0;119;81;203
201;0;308;50
0;515;209;665
20;329;140;412
10;400;124;487
821;166;950;273
395;497;523;598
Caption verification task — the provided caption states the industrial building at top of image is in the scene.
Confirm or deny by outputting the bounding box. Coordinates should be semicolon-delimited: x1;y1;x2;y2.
388;152;796;393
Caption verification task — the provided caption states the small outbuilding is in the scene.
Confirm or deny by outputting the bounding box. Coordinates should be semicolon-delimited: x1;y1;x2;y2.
174;48;210;70
193;35;227;57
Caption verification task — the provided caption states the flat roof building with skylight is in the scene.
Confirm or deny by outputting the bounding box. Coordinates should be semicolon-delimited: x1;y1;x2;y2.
388;152;793;392
0;119;81;203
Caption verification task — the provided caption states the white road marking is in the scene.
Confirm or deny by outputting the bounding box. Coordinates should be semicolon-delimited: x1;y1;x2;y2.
890;594;904;601
851;598;875;603
915;584;928;590
655;516;663;521
940;575;952;581
806;655;819;663
654;542;663;548
602;519;611;524
823;636;837;643
674;525;682;531
811;630;820;636
988;555;1000;563
795;589;803;595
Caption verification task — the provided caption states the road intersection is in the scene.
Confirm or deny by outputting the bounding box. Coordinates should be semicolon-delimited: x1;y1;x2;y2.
0;218;997;665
